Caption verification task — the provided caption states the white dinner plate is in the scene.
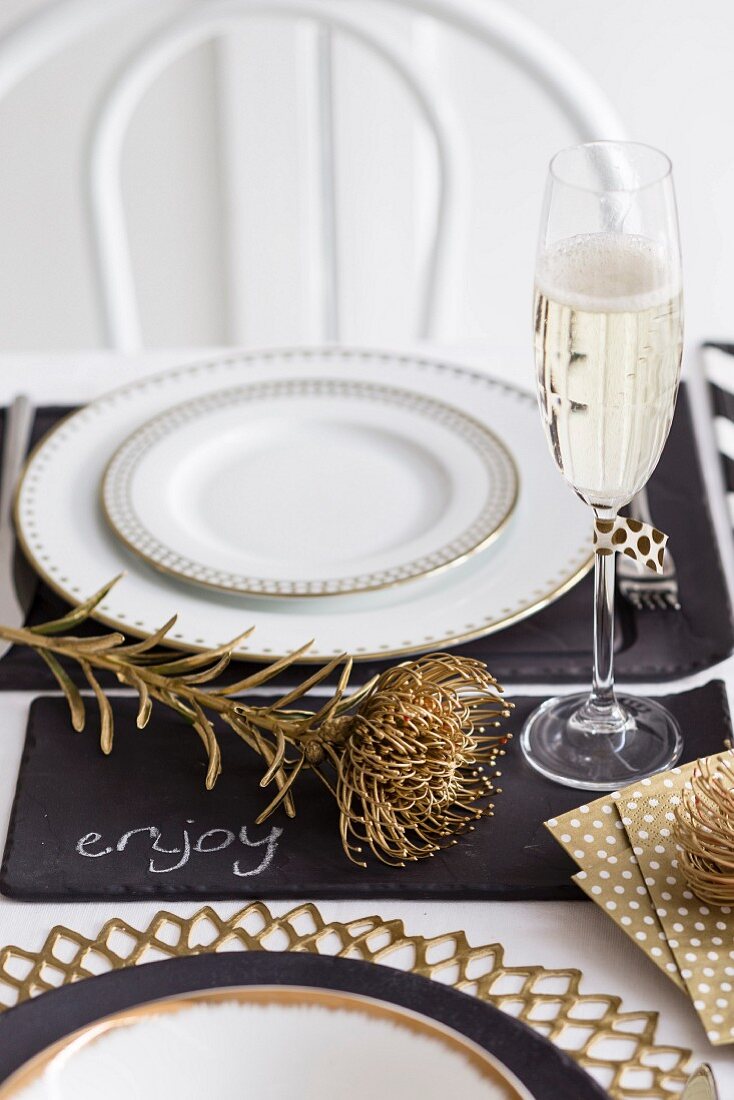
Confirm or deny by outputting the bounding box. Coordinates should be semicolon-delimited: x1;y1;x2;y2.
101;378;518;597
1;986;533;1100
15;346;592;661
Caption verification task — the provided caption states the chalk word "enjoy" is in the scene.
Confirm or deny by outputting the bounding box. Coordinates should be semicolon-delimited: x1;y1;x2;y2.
76;821;283;876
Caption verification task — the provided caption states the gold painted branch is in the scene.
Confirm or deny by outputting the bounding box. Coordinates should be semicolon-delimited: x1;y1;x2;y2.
0;578;512;867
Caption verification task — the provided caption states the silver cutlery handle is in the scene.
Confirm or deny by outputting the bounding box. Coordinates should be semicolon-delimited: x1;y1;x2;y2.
0;395;34;539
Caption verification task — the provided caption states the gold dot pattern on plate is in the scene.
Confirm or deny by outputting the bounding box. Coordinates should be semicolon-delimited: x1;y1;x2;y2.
613;756;734;1046
546;803;684;989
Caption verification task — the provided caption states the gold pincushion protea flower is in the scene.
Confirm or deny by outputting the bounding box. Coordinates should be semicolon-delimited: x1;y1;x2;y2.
0;579;513;867
307;655;512;866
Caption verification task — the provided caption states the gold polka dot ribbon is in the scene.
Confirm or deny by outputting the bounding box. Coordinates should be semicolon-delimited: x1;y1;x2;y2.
593;516;668;573
546;751;734;1047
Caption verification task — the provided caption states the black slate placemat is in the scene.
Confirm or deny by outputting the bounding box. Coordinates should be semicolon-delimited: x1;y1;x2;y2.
1;384;731;688
2;681;728;901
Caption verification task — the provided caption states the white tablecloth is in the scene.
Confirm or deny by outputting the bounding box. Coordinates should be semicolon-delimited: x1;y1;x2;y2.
0;346;732;1089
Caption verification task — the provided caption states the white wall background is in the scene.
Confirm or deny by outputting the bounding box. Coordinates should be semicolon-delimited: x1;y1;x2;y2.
0;0;730;384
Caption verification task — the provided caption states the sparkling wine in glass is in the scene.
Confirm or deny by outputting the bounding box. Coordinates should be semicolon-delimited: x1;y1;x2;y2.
521;142;684;790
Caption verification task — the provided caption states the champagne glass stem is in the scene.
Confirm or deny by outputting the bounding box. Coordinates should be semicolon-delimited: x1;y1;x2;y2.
590;509;617;714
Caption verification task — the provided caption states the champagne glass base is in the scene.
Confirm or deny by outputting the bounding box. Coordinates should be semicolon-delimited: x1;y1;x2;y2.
520;693;683;791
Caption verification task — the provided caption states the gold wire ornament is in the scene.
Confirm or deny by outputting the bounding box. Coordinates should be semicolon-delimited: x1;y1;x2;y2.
674;750;734;905
0;904;693;1099
326;655;511;866
0;579;511;867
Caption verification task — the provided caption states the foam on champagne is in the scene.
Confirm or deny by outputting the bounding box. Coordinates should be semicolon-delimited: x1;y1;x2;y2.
536;232;679;314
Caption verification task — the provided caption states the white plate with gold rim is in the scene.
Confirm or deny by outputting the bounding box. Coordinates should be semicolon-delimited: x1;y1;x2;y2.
15;347;592;662
0;986;533;1100
101;378;519;598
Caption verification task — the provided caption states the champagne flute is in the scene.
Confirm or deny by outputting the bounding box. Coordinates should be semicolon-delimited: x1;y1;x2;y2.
520;141;684;790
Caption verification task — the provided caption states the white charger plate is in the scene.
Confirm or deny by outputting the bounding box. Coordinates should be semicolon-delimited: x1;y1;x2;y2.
1;987;533;1100
101;378;518;598
15;347;592;661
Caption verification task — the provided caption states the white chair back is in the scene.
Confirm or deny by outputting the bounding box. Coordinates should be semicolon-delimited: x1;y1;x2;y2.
0;0;626;350
88;0;467;351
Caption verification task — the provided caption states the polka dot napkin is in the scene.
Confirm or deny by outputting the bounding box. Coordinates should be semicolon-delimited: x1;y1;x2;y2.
546;801;684;989
576;847;684;989
546;751;734;1045
615;761;734;1045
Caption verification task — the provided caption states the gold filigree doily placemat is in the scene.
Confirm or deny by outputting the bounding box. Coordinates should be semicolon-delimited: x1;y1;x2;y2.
0;903;691;1098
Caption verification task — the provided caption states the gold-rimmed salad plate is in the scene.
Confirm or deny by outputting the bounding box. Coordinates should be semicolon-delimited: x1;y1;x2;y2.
101;378;518;599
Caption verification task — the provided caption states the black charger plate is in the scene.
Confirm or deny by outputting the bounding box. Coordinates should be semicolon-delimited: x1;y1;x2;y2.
0;951;606;1098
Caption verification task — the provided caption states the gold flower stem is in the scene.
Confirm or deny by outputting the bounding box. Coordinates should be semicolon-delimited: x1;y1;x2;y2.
0;578;512;866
